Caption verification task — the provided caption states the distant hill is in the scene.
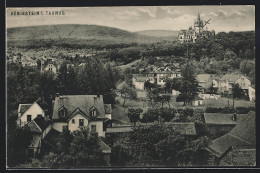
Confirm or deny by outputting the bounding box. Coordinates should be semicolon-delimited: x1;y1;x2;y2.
136;30;179;39
7;25;178;48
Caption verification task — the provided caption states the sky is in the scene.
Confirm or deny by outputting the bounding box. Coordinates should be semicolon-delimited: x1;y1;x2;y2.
6;6;255;33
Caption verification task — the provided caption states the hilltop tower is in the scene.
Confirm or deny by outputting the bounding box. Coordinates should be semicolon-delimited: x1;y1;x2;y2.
194;12;204;33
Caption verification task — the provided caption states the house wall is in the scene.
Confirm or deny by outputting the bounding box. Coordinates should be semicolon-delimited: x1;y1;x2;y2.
208;124;236;136
105;114;112;120
235;76;251;90
89;121;104;137
248;86;255;101
52;122;68;132
134;81;144;90
18;103;45;127
42;124;52;139
68;114;89;132
44;64;57;74
192;100;203;106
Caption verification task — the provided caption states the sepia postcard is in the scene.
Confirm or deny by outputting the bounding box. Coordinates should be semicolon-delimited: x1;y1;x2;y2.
6;5;256;169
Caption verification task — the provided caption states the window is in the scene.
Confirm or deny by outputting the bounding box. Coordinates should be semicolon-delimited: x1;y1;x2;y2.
72;119;75;124
79;119;84;126
27;115;32;122
37;114;42;118
58;107;67;118
91;125;96;132
62;126;68;132
91;110;97;117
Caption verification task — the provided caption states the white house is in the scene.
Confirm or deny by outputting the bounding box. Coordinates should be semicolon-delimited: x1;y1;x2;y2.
52;95;112;137
192;96;203;106
219;74;251;95
248;85;255;102
17;102;45;127
132;74;146;90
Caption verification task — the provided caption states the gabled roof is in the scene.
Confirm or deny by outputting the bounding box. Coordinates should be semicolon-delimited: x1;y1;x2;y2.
194;95;203;101
67;108;92;121
17;102;44;120
219;146;256;166
18;104;32;115
26;116;51;133
132;74;147;82
99;139;111;153
104;104;112;114
34;116;51;131
206;111;255;158
164;122;197;135
219;73;242;82
204;113;247;125
52;95;106;120
197;74;212;82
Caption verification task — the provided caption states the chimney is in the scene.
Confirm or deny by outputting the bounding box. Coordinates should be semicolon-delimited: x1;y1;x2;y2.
232;113;237;121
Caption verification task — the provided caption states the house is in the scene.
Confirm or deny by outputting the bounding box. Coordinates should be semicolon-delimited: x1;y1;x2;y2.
52;95;111;137
205;111;255;166
148;67;181;86
172;89;180;96
196;74;213;93
219;74;251;95
104;104;112;120
192;95;203;106
204;113;247;136
25;115;51;157
212;77;220;93
132;74;147;90
248;85;255;102
43;128;111;165
41;60;59;74
17;102;45;127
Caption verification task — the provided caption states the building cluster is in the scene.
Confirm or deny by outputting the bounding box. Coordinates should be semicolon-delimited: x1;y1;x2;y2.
133;71;255;103
15;92;255;166
132;65;182;90
178;13;215;43
196;73;255;101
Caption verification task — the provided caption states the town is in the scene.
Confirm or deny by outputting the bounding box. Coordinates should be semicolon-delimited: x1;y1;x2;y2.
6;8;256;168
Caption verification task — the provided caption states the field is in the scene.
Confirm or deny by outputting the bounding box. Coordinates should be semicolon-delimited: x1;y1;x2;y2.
112;93;256;124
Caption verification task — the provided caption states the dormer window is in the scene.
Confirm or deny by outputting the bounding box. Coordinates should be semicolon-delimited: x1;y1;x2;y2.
89;106;98;117
91;110;97;117
58;106;67;118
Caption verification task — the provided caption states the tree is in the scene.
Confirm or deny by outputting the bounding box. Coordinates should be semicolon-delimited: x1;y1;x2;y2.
66;127;105;167
7;124;33;167
176;63;199;105
232;83;243;109
127;107;143;126
118;83;137;106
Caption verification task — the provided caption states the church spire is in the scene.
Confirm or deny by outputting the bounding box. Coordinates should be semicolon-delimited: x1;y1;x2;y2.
197;12;200;21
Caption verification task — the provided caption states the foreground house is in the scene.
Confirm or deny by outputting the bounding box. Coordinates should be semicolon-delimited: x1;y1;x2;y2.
52;95;111;137
25;115;51;157
205;111;255;166
17;102;45;127
204;113;247;137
